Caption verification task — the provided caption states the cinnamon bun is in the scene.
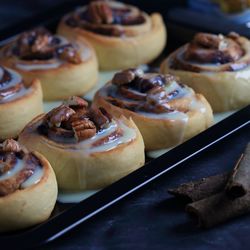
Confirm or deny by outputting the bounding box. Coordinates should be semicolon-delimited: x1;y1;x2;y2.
0;27;98;101
58;0;166;70
0;139;57;232
0;66;43;140
160;32;250;112
19;96;145;190
93;68;213;150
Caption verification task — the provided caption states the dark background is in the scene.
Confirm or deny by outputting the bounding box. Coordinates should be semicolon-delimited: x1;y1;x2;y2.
1;1;250;250
0;0;185;31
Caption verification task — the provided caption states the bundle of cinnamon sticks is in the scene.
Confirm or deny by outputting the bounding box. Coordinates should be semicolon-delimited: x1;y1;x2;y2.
168;143;250;228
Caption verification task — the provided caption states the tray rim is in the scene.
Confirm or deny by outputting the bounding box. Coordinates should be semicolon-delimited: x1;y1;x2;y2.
1;106;249;249
0;1;249;248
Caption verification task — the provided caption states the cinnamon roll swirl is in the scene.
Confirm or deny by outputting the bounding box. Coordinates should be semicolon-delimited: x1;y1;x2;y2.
19;96;145;190
161;32;250;112
58;0;166;70
0;27;98;100
93;68;213;150
0;66;43;140
0;139;57;232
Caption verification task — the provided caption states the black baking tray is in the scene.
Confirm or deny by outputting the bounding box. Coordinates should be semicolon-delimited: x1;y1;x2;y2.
0;1;250;249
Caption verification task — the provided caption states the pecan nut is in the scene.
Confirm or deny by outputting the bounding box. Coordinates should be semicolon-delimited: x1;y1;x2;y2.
185;33;243;64
56;45;82;64
16;28;54;59
72;118;96;141
134;73;166;93
47;105;75;127
63;96;88;108
112;68;144;86
88;107;111;129
87;1;113;24
2;139;21;152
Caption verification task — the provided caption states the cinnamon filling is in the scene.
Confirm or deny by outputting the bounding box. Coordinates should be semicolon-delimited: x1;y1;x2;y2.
0;66;25;102
170;32;249;72
11;28;81;64
65;0;146;37
0;139;42;196
103;68;188;114
38;96;123;146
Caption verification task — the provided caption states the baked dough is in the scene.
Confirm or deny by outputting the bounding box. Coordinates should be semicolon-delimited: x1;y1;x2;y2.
93;69;213;150
19;96;145;190
0;66;43;140
0;139;57;232
58;0;166;70
0;28;98;101
160;32;250;112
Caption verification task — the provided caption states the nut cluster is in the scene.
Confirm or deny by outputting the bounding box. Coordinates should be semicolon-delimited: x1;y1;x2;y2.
0;139;40;197
1;139;21;152
42;96;112;142
65;0;145;37
14;28;82;64
87;1;114;24
109;68;182;113
185;32;243;64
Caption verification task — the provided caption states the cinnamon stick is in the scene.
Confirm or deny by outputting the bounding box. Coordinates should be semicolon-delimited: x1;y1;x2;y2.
168;173;229;202
186;191;250;228
226;143;250;198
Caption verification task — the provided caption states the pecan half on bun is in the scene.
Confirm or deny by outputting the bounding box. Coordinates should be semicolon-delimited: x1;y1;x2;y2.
58;0;166;70
0;139;57;232
0;65;43;140
93;68;213;150
0;27;98;101
19;96;145;191
161;32;250;112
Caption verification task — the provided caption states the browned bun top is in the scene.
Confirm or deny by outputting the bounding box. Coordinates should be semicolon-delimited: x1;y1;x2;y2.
38;96;123;145
99;68;197;114
0;139;42;197
170;32;250;72
0;66;27;103
65;0;149;37
4;27;82;64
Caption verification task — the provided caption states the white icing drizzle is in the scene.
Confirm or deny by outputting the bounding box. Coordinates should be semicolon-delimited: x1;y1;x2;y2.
147;110;237;159
0;156;43;188
0;87;31;104
235;68;250;79
0;67;30;103
16;61;62;71
137;110;188;121
0;68;22;90
0;159;25;181
57;189;99;203
77;120;136;154
147;147;173;159
174;45;238;73
189;98;207;114
14;36;90;71
99;80;196;120
81;47;91;61
21;167;43;188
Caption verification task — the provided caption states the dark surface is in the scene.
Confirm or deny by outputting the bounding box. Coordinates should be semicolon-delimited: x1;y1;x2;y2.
40;124;250;250
1;1;250;250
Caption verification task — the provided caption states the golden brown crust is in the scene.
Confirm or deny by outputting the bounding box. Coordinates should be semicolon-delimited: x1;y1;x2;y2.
0;78;43;140
160;33;250;112
94;89;213;150
19;114;145;190
0;151;57;232
0;33;98;101
58;6;167;70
